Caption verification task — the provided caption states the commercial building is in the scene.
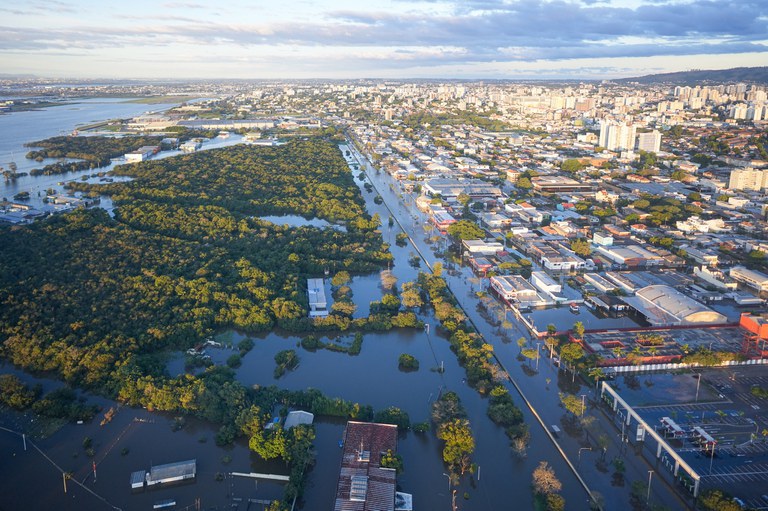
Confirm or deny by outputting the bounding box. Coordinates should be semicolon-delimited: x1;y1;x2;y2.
531;271;562;294
461;239;504;256
621;285;727;326
729;266;768;294
596;245;664;268
125;145;160;162
583;273;619;294
422;178;502;200
528;241;587;272
333;421;411;511
531;176;593;193
490;275;539;302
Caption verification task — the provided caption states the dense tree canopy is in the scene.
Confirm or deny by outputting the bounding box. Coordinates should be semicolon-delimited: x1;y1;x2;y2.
0;138;391;390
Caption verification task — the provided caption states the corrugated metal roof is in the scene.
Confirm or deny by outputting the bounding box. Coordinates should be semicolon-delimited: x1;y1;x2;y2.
333;422;398;511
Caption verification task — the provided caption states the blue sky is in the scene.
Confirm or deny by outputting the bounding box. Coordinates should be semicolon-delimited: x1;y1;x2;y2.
1;0;766;79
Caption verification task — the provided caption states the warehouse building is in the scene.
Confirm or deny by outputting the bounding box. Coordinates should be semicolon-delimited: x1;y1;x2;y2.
622;285;727;326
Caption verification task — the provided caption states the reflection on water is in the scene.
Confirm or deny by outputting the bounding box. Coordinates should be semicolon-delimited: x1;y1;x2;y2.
258;214;347;232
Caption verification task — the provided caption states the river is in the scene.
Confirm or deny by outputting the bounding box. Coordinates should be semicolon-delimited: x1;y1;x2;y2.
0;98;243;211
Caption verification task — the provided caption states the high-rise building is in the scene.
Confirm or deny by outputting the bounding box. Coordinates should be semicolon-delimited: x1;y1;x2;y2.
728;168;768;191
599;120;636;152
636;130;662;153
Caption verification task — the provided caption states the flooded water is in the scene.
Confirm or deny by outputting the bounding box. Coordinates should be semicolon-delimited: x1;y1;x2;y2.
345;143;696;510
258;214;347;232
1;136;621;511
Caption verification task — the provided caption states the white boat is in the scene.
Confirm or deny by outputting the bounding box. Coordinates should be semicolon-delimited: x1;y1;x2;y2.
569;303;580;313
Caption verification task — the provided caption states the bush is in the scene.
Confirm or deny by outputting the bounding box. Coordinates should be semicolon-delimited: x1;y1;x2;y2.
374;406;410;430
301;335;322;351
238;338;255;354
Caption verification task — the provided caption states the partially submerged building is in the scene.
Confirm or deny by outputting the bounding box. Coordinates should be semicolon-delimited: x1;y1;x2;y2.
333;421;412;511
307;278;329;318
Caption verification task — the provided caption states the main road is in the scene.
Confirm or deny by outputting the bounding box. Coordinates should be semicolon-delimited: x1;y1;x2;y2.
345;136;696;511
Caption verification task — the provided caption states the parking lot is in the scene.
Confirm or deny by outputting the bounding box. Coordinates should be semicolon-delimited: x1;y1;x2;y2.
603;365;768;506
584;326;747;364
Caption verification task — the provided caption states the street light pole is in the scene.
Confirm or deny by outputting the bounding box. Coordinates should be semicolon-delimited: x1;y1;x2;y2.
646;470;653;504
442;472;451;493
581;394;587;417
695;373;701;403
536;342;541;370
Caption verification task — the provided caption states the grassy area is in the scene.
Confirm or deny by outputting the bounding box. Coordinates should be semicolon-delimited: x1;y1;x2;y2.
124;95;202;104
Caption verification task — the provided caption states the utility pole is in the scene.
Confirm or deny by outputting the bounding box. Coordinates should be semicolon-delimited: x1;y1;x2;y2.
581;394;587;416
62;473;68;494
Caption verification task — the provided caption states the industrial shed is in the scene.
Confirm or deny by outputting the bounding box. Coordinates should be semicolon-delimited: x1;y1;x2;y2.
623;285;727;326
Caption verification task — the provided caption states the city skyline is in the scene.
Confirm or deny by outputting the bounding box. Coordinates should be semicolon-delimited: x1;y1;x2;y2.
2;0;767;80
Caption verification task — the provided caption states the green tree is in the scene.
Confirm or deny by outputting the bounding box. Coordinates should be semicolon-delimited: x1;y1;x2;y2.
561;159;585;173
572;321;585;339
374;406;410;430
570;238;592;257
698;490;742;511
331;271;351;287
438;418;475;474
249;426;287;460
398;353;419;371
400;282;423;308
559;392;585;417
446;220;485;241
380;449;404;473
516;177;532;190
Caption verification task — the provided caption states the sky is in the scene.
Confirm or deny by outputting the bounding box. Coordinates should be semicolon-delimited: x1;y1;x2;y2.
1;0;767;80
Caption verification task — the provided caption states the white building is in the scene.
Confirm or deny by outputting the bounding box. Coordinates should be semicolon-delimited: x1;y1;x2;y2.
636;130;662;153
531;271;562;294
599;120;636;152
623;285;727;326
462;240;504;256
592;232;614;246
490;275;539;302
729;168;768;191
307;278;329;317
730;266;768;294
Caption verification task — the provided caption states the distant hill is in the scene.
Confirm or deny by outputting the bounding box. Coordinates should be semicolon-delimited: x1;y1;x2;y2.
615;67;768;85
